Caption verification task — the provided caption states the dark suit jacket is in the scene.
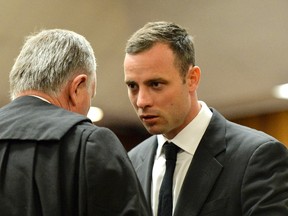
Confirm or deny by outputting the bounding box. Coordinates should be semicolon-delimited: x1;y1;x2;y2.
0;96;150;216
129;108;288;216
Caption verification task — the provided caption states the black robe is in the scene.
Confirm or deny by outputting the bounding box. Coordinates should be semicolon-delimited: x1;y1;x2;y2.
0;96;150;216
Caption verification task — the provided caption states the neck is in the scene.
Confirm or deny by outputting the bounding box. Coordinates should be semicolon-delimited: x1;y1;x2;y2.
16;90;69;110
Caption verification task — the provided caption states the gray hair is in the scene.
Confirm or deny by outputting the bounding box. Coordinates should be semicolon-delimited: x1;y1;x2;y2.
9;29;96;99
125;21;195;79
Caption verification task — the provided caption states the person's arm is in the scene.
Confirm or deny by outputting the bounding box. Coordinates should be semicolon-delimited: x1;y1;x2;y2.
84;127;151;216
242;141;288;215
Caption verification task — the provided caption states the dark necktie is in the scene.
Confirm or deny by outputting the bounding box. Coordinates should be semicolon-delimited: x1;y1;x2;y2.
158;142;179;216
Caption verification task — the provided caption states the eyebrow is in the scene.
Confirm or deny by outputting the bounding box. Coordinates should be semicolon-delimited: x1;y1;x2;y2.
125;78;168;85
144;78;168;84
125;80;136;85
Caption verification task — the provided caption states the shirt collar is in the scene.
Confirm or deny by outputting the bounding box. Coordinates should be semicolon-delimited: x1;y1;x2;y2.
156;101;212;157
29;95;51;104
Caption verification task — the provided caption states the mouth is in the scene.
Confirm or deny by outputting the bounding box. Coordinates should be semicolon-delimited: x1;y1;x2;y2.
139;114;158;122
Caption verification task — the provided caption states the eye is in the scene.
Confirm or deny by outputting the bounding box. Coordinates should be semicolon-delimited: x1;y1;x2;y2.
126;82;138;91
150;81;163;89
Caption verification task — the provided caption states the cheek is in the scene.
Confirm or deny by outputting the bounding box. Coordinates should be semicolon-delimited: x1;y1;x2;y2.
128;93;137;106
85;100;91;114
167;91;190;117
80;95;91;116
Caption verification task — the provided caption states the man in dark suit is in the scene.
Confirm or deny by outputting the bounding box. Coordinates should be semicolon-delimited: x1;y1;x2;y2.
0;29;150;216
123;21;288;215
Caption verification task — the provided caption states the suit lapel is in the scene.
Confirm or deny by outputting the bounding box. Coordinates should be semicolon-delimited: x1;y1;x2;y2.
174;109;226;216
133;137;158;212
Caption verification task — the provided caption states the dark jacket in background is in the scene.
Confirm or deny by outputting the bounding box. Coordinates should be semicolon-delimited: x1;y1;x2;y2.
0;96;150;216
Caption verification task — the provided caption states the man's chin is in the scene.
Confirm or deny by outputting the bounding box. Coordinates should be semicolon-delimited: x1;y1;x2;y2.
144;125;163;135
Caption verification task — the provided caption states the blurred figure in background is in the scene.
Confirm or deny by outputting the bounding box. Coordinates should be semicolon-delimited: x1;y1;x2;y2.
124;21;288;216
0;29;150;216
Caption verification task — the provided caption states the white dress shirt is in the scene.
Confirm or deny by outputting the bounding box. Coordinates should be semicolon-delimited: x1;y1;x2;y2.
151;101;212;215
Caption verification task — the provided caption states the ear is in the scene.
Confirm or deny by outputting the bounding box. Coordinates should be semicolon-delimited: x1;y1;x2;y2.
69;74;88;106
187;66;201;92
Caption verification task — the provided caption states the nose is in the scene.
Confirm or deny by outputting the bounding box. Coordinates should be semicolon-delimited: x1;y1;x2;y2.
136;88;152;109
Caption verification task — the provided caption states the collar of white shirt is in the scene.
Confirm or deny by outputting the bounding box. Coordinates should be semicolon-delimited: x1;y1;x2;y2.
156;101;212;157
29;95;51;104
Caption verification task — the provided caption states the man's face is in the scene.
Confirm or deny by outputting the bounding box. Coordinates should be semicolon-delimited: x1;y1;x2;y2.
124;43;198;139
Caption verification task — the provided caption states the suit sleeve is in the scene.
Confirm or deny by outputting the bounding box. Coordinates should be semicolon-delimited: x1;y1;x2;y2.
241;141;288;215
83;127;151;216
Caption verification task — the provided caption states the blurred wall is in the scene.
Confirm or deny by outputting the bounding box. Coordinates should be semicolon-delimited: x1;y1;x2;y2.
232;110;288;147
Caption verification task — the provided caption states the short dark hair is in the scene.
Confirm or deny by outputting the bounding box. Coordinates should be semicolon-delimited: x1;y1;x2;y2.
125;21;195;79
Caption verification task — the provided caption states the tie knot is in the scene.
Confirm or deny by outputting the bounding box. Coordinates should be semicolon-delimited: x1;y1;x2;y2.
163;142;179;161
